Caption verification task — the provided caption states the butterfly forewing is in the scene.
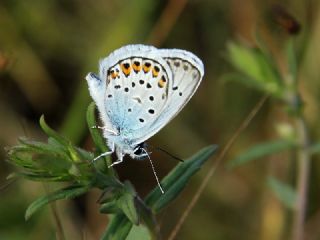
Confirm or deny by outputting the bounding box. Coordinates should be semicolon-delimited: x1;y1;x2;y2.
103;56;171;138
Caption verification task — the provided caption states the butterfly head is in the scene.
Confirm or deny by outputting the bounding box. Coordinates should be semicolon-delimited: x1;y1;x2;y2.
132;142;149;160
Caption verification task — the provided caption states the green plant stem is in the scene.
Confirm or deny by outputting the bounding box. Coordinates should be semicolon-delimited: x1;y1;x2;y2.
51;202;66;240
292;116;310;240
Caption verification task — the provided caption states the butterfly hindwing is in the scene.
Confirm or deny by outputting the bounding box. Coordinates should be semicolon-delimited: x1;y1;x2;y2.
160;49;204;123
130;48;204;145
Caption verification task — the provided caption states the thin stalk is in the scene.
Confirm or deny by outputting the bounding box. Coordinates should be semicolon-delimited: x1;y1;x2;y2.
292;116;310;240
146;0;188;46
168;94;269;240
43;184;66;240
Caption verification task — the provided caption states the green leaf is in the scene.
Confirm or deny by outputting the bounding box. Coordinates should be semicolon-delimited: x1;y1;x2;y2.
116;182;139;225
101;214;133;240
227;42;263;82
267;176;296;209
145;145;218;213
100;201;120;214
308;142;320;155
86;102;109;153
227;139;295;168
226;42;282;95
86;102;114;172
39;115;68;146
25;184;90;220
127;225;152;240
135;197;158;239
18;138;67;156
8;138;95;183
40;116;83;164
100;181;139;225
221;73;267;91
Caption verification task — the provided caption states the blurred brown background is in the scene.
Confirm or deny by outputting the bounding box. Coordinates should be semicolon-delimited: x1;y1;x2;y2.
1;0;320;239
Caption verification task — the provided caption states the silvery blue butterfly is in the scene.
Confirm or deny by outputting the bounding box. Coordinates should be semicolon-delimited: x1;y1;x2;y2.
86;44;204;192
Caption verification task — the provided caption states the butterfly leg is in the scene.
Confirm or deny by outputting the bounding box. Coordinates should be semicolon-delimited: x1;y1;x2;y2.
91;126;118;136
108;150;124;168
92;142;115;162
108;158;123;168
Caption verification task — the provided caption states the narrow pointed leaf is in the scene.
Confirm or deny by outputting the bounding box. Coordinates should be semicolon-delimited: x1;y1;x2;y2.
86;102;114;172
101;214;133;240
116;194;139;225
100;201;120;214
226;42;283;95
308;142;320;155
227;42;264;82
267;176;296;209
221;73;267;91
39;115;68;146
25;184;90;220
86;102;109;153
228;139;295;168
145;145;218;212
127;225;152;240
116;182;139;225
135;197;158;239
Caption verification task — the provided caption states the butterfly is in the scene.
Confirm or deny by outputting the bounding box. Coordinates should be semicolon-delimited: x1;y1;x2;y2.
86;44;204;192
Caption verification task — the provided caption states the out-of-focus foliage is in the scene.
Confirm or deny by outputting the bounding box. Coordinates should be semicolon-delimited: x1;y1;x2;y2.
1;0;320;240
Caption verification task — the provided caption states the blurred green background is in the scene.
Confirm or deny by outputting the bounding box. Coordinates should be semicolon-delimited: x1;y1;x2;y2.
1;0;320;239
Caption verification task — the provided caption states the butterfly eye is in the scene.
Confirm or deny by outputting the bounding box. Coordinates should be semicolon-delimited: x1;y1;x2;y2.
133;142;148;156
133;147;143;155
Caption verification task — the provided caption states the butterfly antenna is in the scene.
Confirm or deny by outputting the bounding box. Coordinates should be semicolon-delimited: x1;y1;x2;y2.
141;148;165;194
155;147;184;162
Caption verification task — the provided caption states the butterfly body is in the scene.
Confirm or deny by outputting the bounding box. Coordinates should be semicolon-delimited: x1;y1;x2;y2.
86;44;204;165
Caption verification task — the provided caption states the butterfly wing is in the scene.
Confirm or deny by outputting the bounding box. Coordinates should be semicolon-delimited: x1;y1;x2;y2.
86;45;203;148
130;48;204;145
86;72;118;133
87;45;173;141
